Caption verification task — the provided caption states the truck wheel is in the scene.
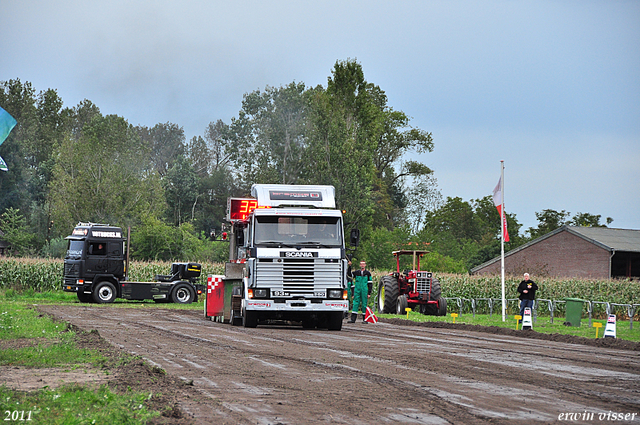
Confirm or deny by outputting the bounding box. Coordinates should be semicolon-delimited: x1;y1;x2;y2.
77;292;93;303
171;284;195;304
302;317;317;329
429;278;442;301
436;297;447;316
396;294;408;315
243;308;258;328
327;312;343;331
93;282;116;304
378;275;399;314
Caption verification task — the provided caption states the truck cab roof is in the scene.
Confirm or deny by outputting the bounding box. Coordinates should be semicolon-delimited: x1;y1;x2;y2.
65;223;124;240
251;184;336;209
252;208;343;218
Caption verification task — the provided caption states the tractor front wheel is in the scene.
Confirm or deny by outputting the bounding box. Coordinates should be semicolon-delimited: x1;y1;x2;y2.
377;275;399;314
436;297;447;316
396;295;409;315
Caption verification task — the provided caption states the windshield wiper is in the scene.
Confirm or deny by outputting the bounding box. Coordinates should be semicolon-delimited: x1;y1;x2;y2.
257;241;299;248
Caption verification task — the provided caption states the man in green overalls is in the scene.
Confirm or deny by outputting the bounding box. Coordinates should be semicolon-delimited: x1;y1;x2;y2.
348;261;372;323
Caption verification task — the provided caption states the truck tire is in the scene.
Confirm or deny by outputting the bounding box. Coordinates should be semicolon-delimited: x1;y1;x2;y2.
327;311;343;331
396;294;409;315
171;284;195;304
93;281;116;304
377;275;399;314
243;308;258;328
77;292;93;303
302;317;317;329
436;297;447;316
429;277;442;301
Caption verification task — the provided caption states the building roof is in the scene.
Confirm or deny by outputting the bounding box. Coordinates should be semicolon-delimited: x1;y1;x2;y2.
568;226;640;253
470;226;640;273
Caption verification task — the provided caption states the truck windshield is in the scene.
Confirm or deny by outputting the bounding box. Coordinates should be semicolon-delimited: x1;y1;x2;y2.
254;216;342;247
66;240;84;259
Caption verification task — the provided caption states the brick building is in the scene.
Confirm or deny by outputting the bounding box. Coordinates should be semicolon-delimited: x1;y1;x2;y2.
471;226;640;279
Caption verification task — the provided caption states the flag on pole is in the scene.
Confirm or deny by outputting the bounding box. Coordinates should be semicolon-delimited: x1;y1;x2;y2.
0;106;17;172
492;177;509;242
364;307;378;323
0;106;17;146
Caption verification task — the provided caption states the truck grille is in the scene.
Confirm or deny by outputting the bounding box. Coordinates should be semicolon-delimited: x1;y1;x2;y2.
64;262;80;278
256;259;342;296
415;272;432;293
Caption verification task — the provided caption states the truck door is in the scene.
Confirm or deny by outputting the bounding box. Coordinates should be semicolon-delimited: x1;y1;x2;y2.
85;241;108;275
107;241;124;277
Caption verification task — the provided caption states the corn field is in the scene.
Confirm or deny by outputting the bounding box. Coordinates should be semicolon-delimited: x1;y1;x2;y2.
0;257;224;292
367;270;639;317
1;258;638;311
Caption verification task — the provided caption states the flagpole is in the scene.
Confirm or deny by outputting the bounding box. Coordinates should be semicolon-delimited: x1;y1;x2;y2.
500;161;506;322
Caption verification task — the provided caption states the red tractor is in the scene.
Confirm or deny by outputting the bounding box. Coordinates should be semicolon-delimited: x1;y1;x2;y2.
376;250;447;316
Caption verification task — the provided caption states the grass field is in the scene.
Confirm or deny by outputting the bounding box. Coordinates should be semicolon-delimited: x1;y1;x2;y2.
1;286;637;423
378;309;640;342
0;297;176;424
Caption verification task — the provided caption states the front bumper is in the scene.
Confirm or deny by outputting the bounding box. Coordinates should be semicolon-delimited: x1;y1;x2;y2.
246;299;348;312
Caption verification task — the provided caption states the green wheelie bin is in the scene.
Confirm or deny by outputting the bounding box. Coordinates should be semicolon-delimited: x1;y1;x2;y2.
564;298;586;327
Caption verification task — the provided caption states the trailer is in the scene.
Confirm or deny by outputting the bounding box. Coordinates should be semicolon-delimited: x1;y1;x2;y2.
205;184;358;330
62;222;204;303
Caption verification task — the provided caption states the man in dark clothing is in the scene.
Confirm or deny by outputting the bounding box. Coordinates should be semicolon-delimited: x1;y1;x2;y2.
517;273;538;323
348;261;372;323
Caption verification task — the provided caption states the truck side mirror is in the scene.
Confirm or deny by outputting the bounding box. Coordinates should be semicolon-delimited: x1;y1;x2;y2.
349;229;360;247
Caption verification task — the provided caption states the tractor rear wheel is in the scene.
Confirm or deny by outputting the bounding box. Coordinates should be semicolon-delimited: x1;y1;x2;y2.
377;275;399;314
429;278;442;301
396;295;408;315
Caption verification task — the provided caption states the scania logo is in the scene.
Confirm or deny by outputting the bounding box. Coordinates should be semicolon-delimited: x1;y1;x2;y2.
281;251;317;258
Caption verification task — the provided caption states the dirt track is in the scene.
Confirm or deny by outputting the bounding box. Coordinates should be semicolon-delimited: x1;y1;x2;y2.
36;305;640;424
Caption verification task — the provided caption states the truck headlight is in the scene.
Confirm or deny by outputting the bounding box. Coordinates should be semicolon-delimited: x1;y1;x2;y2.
253;288;269;298
328;289;343;299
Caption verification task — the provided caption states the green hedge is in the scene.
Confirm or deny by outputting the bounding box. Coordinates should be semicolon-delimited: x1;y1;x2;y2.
0;257;224;292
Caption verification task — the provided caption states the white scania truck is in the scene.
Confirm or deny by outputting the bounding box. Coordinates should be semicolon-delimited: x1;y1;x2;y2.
206;184;357;330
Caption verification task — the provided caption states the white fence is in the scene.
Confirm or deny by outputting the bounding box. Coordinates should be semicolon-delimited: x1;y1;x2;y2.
444;297;640;329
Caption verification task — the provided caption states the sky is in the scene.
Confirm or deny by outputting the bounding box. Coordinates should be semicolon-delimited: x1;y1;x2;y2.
1;0;639;234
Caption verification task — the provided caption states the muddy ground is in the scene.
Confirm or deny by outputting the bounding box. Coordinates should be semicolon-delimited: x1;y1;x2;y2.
12;305;640;424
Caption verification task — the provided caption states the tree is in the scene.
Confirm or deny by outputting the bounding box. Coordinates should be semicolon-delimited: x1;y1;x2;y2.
136;122;186;177
304;60;380;235
405;174;443;234
49;111;165;234
0;208;34;256
1;79;71;246
163;156;198;225
416;196;524;270
227;82;309;188
570;212;613;227
0;79;39;215
526;209;570;239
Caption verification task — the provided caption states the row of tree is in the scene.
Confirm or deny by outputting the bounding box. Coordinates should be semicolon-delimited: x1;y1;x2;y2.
0;59;613;269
